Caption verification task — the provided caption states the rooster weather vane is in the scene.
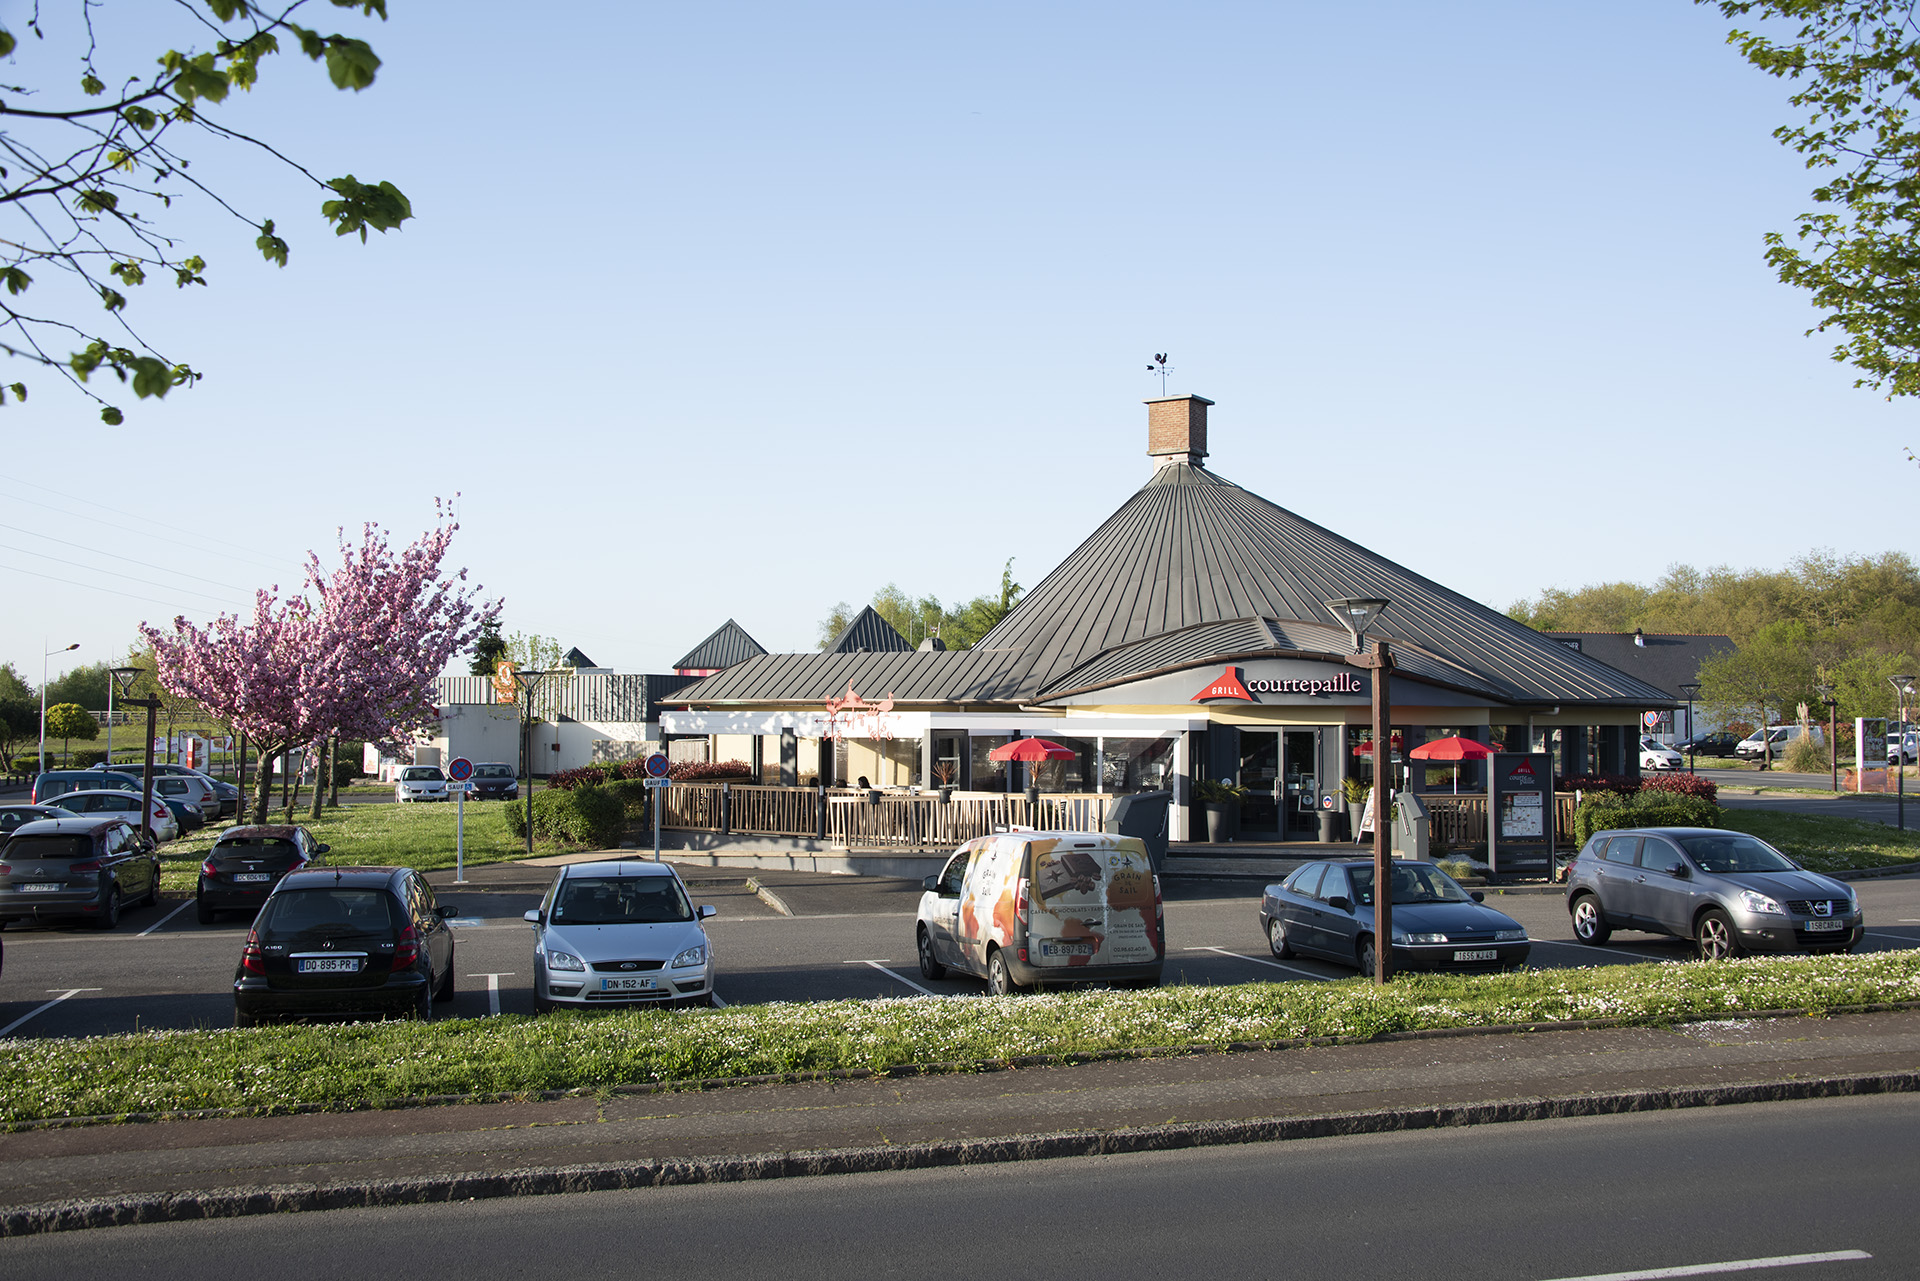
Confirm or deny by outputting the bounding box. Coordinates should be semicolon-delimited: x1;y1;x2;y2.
1147;353;1172;396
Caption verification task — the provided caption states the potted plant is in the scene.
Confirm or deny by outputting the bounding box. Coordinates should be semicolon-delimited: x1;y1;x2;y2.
1193;777;1247;843
931;761;957;803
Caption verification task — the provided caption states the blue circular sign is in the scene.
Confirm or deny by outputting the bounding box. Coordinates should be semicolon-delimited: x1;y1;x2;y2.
644;753;670;779
448;757;474;781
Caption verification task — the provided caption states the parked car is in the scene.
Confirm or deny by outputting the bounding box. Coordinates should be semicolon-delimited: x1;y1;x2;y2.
198;824;330;923
1260;859;1530;974
158;796;206;835
0;804;76;837
1566;826;1861;960
526;860;718;1010
394;765;448;803
30;769;142;805
468;762;518;800
40;788;179;841
0;814;160;930
1734;725;1821;761
1678;731;1741;758
103;767;225;820
1639;736;1684;772
916;831;1164;993
1888;728;1918;766
232;866;457;1025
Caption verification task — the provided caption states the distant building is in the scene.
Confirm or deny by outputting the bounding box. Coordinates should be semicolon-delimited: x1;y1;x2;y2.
1545;630;1736;744
673;619;767;678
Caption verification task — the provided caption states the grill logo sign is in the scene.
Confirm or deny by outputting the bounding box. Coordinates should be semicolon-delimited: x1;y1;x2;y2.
1191;666;1363;703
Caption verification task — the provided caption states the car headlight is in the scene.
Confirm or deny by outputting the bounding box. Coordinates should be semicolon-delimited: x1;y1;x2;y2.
1393;930;1448;944
1738;890;1784;915
545;949;586;971
1494;929;1527;942
671;944;707;969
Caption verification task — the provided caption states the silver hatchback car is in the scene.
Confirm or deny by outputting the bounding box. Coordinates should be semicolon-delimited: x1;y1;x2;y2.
525;861;718;1010
1566;826;1862;960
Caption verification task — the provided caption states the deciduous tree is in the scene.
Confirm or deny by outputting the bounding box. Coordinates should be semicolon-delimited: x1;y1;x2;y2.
45;701;97;764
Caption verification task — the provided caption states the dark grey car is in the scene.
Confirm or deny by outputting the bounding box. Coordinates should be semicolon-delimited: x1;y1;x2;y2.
1565;826;1862;960
0;814;160;929
1259;859;1531;974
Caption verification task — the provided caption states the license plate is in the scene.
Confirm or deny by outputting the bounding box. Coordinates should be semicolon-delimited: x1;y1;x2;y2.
1042;941;1097;957
233;873;271;883
297;957;359;973
601;976;656;991
1804;919;1846;932
18;883;61;893
1453;948;1498;962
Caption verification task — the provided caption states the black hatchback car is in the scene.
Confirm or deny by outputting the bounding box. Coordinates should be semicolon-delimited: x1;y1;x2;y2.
468;762;518;800
198;825;331;923
233;866;457;1025
0;815;160;929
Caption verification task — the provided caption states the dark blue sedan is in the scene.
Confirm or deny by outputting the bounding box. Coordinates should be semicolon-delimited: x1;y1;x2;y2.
1259;860;1531;974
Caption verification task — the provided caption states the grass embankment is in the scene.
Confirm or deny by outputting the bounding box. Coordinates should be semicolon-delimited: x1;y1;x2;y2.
3;952;1916;1126
1718;808;1920;874
156;800;581;893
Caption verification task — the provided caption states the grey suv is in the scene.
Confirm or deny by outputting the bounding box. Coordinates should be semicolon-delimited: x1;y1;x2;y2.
1565;826;1862;960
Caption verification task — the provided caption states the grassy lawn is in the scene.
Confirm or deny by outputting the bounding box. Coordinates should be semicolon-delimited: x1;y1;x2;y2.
156;801;585;893
0;951;1913;1126
1718;808;1920;874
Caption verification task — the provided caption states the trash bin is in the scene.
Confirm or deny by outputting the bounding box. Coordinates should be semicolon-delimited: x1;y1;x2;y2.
1317;810;1336;843
1392;790;1430;861
1105;789;1171;871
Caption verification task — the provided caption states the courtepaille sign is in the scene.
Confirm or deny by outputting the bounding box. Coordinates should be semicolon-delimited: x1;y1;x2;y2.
1191;665;1365;703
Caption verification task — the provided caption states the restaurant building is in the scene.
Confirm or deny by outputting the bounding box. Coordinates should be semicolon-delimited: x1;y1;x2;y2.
661;396;1674;841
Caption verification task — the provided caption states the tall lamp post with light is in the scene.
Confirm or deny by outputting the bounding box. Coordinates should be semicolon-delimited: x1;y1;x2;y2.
1892;674;1914;831
108;667;160;844
1816;683;1838;793
1326;597;1394;985
514;668;553;857
37;641;79;774
1678;681;1699;775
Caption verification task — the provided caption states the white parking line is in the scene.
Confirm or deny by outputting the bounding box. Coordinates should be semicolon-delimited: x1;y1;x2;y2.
137;898;195;937
709;991;727;1008
1862;931;1916;943
1181;945;1329;981
1529;939;1686;962
1536;1247;1870;1280
846;959;938;996
0;988;102;1038
467;972;513;1017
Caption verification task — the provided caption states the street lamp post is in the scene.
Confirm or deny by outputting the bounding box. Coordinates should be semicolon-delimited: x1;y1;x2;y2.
1327;597;1393;985
1891;674;1914;832
37;641;79;774
513;668;553;856
1678;681;1699;775
109;667;159;844
1816;683;1838;793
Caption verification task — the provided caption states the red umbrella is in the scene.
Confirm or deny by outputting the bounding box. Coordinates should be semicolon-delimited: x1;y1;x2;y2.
989;737;1078;792
1408;735;1496;793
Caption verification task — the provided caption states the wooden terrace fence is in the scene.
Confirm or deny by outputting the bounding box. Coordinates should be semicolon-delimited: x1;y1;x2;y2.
650;783;1108;848
1423;793;1580;849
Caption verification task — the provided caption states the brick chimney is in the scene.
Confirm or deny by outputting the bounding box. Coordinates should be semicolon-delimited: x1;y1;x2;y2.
1146;394;1212;469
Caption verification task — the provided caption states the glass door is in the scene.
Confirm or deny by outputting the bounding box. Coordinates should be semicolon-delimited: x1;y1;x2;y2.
1236;730;1282;838
1281;730;1320;839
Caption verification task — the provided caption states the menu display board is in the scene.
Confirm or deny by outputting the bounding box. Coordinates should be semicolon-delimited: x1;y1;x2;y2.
1489;751;1554;875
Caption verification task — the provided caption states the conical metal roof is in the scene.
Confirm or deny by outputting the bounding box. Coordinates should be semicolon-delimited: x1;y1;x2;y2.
824;605;912;654
673;619;767;672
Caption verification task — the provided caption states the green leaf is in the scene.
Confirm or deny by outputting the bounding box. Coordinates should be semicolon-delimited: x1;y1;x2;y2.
330;0;390;17
74;189;119;215
162;51;232;103
256;219;289;267
100;406;124;426
110;260;146;287
174;256;207;288
321;175;412;241
130;357;175;399
205;0;253;20
122;105;158;131
323;38;381;91
10;383;26;402
81;73;104;96
100;287;127;312
1;266;31;295
0;28;14;59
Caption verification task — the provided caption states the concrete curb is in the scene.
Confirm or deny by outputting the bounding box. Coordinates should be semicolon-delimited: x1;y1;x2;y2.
743;876;793;917
3;1069;1914;1238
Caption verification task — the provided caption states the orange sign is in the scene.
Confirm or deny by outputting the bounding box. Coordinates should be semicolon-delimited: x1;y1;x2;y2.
492;660;518;704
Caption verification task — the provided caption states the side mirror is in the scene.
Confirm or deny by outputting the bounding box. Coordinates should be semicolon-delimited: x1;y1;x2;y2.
437;903;458;918
523;909;543;925
1667;861;1689;878
1327;895;1352;913
1470;891;1485;903
922;875;938;892
315;843;330;855
699;904;717;919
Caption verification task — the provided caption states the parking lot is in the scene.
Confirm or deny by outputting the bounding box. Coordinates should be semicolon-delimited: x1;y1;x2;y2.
2;865;1918;1041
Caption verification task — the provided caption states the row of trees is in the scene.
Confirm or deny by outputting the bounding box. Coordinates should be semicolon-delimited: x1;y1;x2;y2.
816;560;1023;651
1508;550;1919;729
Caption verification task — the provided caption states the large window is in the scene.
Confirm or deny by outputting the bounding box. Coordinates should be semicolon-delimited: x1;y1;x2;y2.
971;736;1010;790
1100;737;1175;793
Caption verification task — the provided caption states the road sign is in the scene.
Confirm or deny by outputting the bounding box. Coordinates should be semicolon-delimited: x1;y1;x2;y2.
447;780;473;792
643;777;673;788
1642;711;1660;730
644;753;670;779
448;757;474;781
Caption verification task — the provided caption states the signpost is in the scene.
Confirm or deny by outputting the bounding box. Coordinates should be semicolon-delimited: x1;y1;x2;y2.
644;753;670;861
448;757;474;882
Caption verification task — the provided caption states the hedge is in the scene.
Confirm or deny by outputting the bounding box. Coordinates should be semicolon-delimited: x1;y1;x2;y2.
1559;772;1718;805
549;759;754;791
1573;791;1723;844
503;784;627;848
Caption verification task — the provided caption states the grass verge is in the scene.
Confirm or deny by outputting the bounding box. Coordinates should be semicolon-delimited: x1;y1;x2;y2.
3;952;1915;1126
1718;808;1920;874
157;800;584;893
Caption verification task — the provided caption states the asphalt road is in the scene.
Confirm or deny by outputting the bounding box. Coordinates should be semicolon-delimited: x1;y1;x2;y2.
2;1093;1914;1278
2;869;1916;1040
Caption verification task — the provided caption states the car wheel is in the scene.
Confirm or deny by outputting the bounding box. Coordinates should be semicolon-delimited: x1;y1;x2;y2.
94;885;121;931
412;978;433;1020
1571;894;1610;946
1696;908;1741;961
917;926;946;980
435;957;455;1002
196;896;216;925
986;947;1018;996
1267;917;1295;959
233;1007;258;1029
1357;935;1379;977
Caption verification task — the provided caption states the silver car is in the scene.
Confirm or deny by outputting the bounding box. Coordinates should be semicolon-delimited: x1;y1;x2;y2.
524;861;718;1010
1566;826;1862;960
44;788;180;842
394;765;448;802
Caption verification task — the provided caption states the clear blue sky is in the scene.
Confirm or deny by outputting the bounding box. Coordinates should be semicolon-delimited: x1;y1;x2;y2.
2;0;1908;688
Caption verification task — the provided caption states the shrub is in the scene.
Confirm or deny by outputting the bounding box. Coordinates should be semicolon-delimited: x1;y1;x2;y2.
11;754;43;774
503;784;626;848
1639;772;1718;804
547;763;618;792
1556;774;1639;797
1574;791;1723;844
670;759;752;782
70;748;108;768
1781;734;1830;774
602;777;653;822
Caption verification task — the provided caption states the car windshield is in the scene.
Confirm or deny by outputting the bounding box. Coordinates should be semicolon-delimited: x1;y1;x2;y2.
257;888;400;941
475;765;512;778
401;767;442;781
552;876;692;925
1676;835;1799;874
1347;863;1473;906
